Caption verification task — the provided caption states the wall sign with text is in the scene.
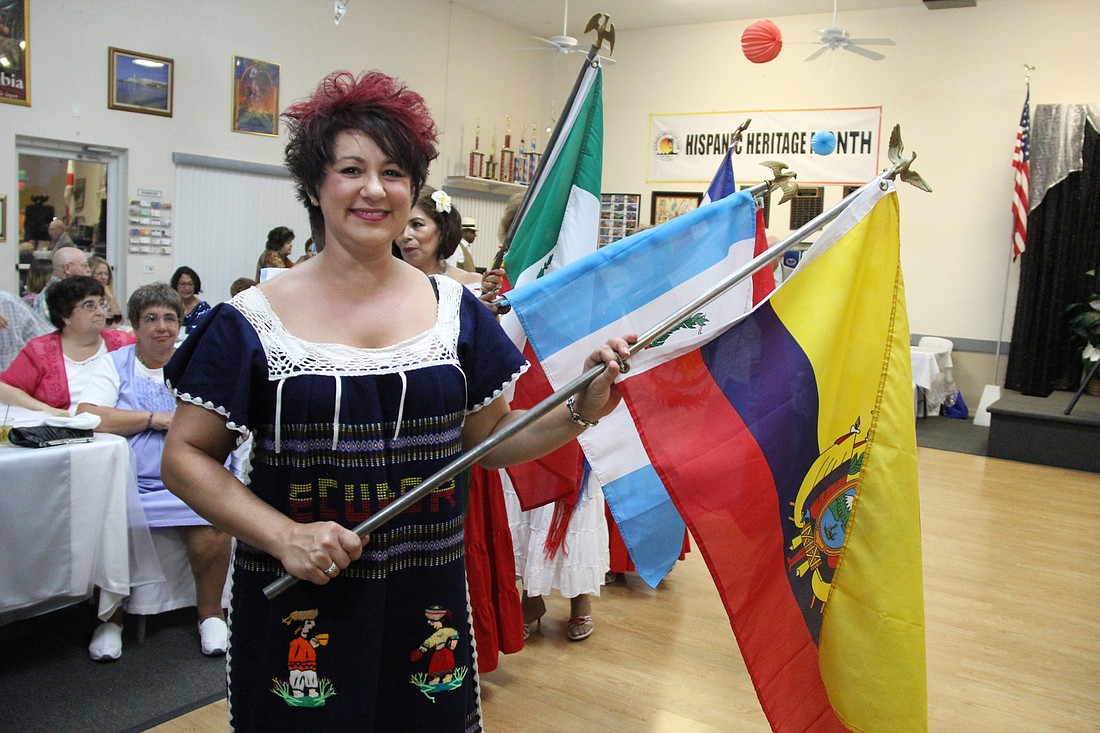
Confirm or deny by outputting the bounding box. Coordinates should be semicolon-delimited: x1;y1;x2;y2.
648;107;882;185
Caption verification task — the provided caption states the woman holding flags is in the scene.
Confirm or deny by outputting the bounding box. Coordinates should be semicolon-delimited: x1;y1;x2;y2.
161;69;633;732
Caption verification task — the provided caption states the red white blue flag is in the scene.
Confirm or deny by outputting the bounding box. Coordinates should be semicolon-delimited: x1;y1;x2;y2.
1011;84;1030;260
507;190;759;584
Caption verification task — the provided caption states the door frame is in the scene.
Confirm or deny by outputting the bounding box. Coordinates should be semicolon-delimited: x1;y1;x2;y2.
15;136;129;298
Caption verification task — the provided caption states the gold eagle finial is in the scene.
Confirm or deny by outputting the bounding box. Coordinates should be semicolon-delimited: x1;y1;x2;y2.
886;124;932;192
760;160;799;204
585;13;616;57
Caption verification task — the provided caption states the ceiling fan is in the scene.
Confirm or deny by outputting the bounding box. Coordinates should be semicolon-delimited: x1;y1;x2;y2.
804;0;895;61
529;0;615;64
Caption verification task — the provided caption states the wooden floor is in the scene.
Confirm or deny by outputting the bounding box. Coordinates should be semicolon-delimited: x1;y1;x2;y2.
151;448;1100;732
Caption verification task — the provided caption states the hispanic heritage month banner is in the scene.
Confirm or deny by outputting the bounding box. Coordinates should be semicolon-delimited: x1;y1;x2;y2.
648;107;882;185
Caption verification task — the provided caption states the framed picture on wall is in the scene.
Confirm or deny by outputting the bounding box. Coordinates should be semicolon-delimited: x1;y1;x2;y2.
0;195;6;241
108;47;174;117
599;193;640;246
0;0;30;106
651;191;702;225
232;56;280;136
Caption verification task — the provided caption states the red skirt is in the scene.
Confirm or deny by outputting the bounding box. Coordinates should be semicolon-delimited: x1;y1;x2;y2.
464;466;525;673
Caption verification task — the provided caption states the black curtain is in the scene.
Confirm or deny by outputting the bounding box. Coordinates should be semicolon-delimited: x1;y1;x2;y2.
1005;123;1100;396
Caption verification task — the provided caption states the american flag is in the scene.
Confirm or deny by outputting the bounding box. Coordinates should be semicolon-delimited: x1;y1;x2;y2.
1011;85;1030;260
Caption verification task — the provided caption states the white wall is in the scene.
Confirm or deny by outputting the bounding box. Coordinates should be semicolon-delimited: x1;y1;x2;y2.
1;0;1098;394
0;0;546;296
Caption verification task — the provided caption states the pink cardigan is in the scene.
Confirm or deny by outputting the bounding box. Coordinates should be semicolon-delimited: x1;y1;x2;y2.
0;330;135;409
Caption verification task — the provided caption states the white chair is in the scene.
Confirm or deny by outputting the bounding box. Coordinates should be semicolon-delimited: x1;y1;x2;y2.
916;336;956;416
123;528;231;643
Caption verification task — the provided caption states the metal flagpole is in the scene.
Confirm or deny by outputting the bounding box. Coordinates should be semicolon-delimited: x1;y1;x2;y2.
976;65;1034;427
263;173;884;599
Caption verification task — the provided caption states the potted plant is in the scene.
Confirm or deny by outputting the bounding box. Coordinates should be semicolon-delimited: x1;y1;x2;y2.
1067;269;1100;395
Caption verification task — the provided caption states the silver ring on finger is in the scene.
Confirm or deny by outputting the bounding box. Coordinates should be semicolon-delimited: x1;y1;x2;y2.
323;561;337;576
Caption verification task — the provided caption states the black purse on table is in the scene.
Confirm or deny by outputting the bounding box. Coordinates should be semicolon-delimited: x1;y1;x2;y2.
8;425;95;448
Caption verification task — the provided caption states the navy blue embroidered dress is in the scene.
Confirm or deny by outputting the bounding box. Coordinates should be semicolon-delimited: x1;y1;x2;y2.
165;278;525;732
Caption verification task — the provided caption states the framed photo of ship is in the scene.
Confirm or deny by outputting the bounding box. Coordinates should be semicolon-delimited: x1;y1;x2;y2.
108;47;173;117
231;55;280;136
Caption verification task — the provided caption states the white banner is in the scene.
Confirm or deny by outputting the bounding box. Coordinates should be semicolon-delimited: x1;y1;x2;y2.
647;107;882;185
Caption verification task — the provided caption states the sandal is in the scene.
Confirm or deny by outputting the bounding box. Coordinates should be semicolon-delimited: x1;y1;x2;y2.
565;615;594;642
522;592;546;640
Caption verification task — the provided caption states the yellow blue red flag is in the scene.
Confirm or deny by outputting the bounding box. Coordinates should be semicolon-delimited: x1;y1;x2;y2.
508;175;926;729
622;178;927;730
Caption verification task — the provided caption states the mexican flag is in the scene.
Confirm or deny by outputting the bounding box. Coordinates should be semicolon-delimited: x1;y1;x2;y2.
499;59;604;510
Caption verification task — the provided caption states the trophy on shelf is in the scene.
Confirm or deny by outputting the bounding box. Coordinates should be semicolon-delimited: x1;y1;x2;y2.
526;123;541;184
468;121;484;179
484;136;497;181
498;117;515;184
512;125;527;186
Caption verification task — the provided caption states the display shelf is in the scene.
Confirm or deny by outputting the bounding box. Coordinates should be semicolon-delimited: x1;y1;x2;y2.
445;176;527;198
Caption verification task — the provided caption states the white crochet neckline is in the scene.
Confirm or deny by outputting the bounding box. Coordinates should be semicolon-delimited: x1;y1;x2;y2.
230;276;462;380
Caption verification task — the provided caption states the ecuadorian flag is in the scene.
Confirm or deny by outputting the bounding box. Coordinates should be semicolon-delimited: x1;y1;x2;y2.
510;177;926;729
623;179;926;730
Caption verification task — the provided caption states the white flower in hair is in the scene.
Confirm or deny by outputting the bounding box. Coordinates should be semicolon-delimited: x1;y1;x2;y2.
431;189;452;214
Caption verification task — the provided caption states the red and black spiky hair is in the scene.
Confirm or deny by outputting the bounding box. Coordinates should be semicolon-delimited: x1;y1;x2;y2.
283;71;439;220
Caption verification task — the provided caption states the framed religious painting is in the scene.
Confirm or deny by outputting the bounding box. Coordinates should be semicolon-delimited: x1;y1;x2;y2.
651;191;702;225
108;47;174;117
0;0;30;106
232;55;280;136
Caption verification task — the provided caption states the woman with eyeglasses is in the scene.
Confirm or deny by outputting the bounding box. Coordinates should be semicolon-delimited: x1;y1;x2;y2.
76;283;231;662
170;266;211;333
0;275;134;415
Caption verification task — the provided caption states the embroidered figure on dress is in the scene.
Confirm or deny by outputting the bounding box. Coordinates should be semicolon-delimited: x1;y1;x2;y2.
409;604;467;701
271;609;335;707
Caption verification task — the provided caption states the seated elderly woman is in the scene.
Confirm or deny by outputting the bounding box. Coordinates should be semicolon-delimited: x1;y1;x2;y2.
0;276;133;414
77;283;231;662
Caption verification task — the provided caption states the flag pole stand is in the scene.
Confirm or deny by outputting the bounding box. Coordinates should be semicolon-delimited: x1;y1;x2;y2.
974;252;1014;427
264;152;918;600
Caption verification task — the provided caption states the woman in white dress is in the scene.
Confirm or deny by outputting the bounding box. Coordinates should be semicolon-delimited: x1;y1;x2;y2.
78;283;231;662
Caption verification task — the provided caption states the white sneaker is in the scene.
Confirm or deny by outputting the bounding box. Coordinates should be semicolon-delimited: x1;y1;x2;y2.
198;616;228;656
88;622;123;662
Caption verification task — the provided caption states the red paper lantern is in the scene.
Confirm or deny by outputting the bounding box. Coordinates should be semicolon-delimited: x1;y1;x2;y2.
741;19;783;64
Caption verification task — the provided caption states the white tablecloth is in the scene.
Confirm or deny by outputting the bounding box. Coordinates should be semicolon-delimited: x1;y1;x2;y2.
911;345;955;416
0;428;161;625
